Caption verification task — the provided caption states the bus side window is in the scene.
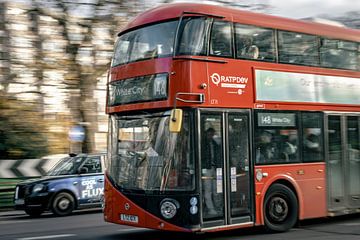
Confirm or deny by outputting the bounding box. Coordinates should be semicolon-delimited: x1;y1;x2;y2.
255;129;300;164
235;23;275;62
278;31;319;66
177;17;210;56
278;130;299;162
209;20;232;57
302;112;324;162
320;38;358;71
255;129;277;164
237;37;259;59
255;111;300;164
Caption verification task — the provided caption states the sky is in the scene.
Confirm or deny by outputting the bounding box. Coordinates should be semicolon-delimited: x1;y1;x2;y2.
169;0;360;19
268;0;360;18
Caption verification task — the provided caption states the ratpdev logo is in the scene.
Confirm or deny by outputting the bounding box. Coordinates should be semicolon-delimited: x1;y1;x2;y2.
209;72;248;86
210;73;221;86
209;72;249;95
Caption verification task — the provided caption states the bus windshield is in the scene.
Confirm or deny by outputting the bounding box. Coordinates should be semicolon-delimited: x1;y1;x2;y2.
112;20;178;66
108;112;194;192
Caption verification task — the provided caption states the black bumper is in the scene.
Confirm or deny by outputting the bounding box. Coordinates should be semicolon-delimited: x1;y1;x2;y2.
14;192;54;211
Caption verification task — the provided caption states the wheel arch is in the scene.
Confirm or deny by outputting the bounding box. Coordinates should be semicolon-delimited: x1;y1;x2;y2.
258;175;305;225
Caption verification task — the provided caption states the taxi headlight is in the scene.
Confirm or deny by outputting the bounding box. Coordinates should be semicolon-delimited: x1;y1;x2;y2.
160;199;179;219
32;183;45;193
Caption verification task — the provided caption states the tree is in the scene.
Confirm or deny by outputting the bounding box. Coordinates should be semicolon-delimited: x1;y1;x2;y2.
0;97;48;159
0;0;144;155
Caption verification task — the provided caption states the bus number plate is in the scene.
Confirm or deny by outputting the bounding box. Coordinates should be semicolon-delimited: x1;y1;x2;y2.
120;214;139;223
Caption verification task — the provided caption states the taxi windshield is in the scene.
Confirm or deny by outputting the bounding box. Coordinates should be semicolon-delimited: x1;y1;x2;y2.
47;156;85;176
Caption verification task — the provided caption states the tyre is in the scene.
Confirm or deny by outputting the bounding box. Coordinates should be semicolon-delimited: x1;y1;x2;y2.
25;208;43;217
264;183;298;232
51;192;75;216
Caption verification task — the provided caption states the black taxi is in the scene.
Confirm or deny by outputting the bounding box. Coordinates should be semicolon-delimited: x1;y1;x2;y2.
14;153;105;217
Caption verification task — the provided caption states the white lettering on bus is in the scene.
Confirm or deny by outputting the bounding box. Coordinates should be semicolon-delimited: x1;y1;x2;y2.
114;86;146;97
210;73;248;95
210;73;248;87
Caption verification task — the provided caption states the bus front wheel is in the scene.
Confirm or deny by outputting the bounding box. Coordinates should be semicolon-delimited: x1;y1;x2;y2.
264;183;298;232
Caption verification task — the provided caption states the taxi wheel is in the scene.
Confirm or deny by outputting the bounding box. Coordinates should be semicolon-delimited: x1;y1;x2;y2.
25;208;43;217
51;192;75;216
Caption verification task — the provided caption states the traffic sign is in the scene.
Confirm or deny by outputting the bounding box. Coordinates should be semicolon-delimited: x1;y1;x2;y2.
68;125;85;142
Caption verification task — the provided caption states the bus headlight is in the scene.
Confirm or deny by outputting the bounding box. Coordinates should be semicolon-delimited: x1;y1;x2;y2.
189;197;198;214
190;205;198;215
32;184;45;193
160;199;179;219
256;170;263;182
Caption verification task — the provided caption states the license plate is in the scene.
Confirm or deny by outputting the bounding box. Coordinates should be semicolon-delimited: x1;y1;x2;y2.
120;214;139;223
15;199;24;205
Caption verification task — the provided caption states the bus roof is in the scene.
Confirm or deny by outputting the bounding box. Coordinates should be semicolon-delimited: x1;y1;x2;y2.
120;3;360;42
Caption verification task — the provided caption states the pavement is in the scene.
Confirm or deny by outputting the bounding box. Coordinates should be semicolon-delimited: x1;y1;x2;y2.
0;210;24;217
0;208;103;217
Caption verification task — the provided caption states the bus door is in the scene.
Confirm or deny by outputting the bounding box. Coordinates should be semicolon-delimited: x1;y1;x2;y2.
326;114;360;212
199;110;252;228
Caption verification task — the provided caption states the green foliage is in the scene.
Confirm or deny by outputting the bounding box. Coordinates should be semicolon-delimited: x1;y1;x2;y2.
0;97;48;159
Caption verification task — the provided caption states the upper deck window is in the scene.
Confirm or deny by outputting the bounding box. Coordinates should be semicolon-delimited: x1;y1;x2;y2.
320;39;359;71
111;16;359;72
177;17;211;56
112;20;178;66
209;20;233;57
278;31;319;66
235;24;275;61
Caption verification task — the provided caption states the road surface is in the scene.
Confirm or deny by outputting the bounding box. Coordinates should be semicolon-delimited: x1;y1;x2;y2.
0;210;359;240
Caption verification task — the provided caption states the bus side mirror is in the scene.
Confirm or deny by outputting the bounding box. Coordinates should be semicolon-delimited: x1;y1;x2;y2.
169;109;183;133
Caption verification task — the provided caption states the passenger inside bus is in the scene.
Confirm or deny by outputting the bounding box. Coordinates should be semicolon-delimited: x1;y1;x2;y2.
201;127;221;216
255;130;276;163
303;133;322;161
279;133;298;162
237;37;259;59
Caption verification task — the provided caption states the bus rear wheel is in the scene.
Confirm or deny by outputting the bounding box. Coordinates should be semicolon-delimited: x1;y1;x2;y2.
264;183;298;232
51;192;75;216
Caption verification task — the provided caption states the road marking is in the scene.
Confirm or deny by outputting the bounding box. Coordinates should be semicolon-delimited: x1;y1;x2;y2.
0;220;31;225
117;228;149;233
338;222;360;226
16;234;76;240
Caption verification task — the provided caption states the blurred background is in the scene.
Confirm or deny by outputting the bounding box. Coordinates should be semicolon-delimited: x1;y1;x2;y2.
0;0;359;206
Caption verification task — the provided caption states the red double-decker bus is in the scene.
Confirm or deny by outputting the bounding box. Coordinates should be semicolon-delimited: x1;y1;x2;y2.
104;3;360;233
